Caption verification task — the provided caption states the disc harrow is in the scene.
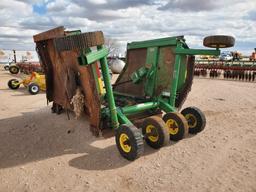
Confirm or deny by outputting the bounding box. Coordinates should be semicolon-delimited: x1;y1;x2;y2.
194;60;256;82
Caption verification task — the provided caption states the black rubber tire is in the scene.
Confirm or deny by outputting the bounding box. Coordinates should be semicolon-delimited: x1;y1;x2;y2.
28;83;40;95
163;112;189;141
4;66;9;71
115;124;144;161
9;65;19;74
142;116;169;149
8;79;20;89
181;107;206;134
203;35;235;48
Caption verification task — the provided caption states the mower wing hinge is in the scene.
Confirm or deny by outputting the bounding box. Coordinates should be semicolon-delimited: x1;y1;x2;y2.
78;47;109;66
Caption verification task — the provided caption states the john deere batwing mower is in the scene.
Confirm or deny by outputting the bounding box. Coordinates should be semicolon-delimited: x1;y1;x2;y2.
34;27;234;160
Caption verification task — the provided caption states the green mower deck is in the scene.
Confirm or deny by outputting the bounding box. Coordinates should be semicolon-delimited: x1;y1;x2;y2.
34;27;234;160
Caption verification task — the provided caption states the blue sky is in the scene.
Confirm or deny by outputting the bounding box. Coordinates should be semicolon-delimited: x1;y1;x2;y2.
33;3;47;15
0;0;255;55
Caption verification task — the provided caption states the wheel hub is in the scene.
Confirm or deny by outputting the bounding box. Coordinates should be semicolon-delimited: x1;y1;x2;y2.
31;86;39;92
119;133;131;153
185;114;197;128
145;125;159;142
166;119;179;135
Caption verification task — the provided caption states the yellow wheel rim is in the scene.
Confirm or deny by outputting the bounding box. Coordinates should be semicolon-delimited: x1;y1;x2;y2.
185;114;197;128
11;68;18;73
119;133;131;153
146;125;159;142
166;119;179;135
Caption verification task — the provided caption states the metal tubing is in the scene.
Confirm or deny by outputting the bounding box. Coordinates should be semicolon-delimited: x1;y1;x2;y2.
117;109;133;125
175;48;220;56
122;102;158;116
169;41;182;106
82;47;108;65
145;47;159;96
159;98;176;112
127;37;178;50
97;45;119;129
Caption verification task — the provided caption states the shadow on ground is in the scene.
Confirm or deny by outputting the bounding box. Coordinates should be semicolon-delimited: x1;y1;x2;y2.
68;142;167;170
0;108;180;171
0;87;45;96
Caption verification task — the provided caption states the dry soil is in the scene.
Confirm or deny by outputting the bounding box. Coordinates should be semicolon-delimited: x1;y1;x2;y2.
0;67;255;192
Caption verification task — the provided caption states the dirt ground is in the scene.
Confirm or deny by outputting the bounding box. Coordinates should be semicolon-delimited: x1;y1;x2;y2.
0;67;256;192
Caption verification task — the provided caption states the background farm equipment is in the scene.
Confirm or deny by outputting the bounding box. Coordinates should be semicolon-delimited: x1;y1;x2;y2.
8;72;46;95
16;61;43;74
8;62;43;74
194;59;256;81
8;63;20;74
231;51;242;61
249;48;256;61
34;27;234;160
4;62;12;71
219;51;233;61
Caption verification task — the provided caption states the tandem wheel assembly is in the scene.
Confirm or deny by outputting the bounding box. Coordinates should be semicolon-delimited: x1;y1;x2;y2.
163;112;189;141
142;116;169;149
181;107;206;134
115;124;144;161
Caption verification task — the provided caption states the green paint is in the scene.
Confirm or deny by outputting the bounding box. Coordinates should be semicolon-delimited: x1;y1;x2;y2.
131;67;148;84
145;47;158;96
78;34;223;130
159;98;176;112
117;109;133;125
122;102;159;116
97;45;119;129
127;36;179;50
175;48;220;56
79;47;108;66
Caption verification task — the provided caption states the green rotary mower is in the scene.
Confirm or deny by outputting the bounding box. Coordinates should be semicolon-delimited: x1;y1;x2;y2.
34;27;234;160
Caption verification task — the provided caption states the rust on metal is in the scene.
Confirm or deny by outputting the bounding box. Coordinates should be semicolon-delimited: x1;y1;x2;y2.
54;31;104;52
114;47;195;110
33;27;103;135
114;48;147;97
155;47;175;96
16;61;43;74
33;26;65;42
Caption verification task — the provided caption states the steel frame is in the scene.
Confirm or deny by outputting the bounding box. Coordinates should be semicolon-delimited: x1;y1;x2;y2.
78;36;221;129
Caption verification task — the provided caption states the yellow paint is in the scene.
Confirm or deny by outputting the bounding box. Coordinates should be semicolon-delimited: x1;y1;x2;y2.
119;133;131;153
146;125;159;142
22;72;46;91
98;77;105;95
166;119;179;135
185;114;197;128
